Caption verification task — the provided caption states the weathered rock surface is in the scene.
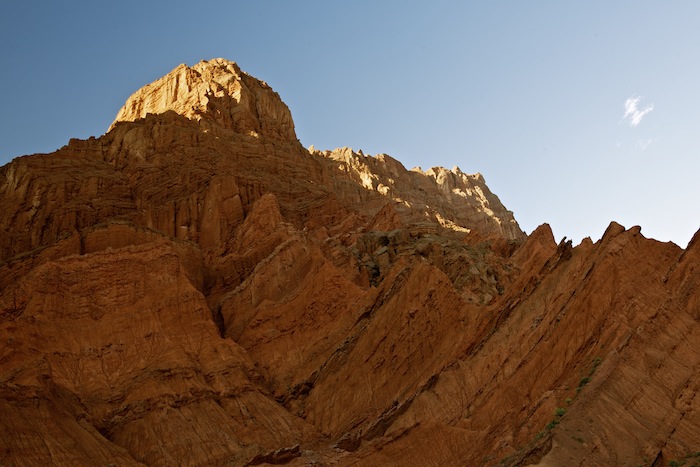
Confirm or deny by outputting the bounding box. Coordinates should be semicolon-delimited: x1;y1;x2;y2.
1;58;698;466
317;146;523;240
110;58;296;141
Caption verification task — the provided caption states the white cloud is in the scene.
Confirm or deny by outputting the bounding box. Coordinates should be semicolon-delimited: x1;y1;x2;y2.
636;138;656;150
623;95;654;127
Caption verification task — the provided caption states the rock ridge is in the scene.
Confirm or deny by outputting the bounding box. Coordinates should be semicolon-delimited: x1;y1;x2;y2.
314;146;524;240
0;58;698;466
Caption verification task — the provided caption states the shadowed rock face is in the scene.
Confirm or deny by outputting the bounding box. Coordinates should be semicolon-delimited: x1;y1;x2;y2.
1;59;698;466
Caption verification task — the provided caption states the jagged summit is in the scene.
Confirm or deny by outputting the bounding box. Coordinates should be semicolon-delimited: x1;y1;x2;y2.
104;58;524;241
314;146;524;239
2;58;698;466
110;58;296;141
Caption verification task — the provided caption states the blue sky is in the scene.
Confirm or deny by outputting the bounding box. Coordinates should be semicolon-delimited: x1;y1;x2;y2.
1;1;698;246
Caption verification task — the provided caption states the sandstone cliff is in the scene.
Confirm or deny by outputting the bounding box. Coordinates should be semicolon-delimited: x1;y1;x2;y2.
0;59;698;466
110;58;296;141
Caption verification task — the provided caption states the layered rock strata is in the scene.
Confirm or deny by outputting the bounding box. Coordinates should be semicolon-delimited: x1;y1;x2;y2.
0;58;698;466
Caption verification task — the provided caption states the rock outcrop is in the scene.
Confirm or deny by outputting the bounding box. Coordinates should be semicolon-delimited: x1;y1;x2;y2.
318;146;523;240
0;58;698;466
110;58;296;141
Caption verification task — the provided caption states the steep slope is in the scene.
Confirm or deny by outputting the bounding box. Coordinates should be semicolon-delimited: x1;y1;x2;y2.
335;224;700;466
110;58;296;141
0;58;698;466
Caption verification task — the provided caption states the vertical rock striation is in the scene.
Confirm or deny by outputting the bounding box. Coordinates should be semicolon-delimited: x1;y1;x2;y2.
0;58;697;466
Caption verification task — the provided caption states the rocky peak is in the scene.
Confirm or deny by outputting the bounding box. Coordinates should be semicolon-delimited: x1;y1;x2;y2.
314;146;524;240
109;58;296;141
107;59;522;240
5;58;697;467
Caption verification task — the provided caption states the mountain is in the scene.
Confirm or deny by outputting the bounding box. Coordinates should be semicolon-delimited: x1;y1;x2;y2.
0;58;698;466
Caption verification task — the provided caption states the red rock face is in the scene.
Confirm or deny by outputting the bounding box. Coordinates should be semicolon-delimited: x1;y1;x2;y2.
0;59;698;466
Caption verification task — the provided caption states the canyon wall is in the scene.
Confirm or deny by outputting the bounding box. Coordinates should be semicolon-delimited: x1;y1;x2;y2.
0;59;697;466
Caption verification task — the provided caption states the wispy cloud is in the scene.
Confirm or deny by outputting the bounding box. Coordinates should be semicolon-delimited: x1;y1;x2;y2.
623;95;654;127
636;138;656;151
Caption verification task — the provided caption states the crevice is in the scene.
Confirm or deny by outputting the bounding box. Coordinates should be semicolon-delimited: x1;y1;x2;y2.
245;444;300;466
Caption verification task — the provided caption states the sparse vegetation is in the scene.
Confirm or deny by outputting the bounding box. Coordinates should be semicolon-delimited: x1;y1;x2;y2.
575;357;604;393
539;406;568;434
668;451;700;467
576;376;591;393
